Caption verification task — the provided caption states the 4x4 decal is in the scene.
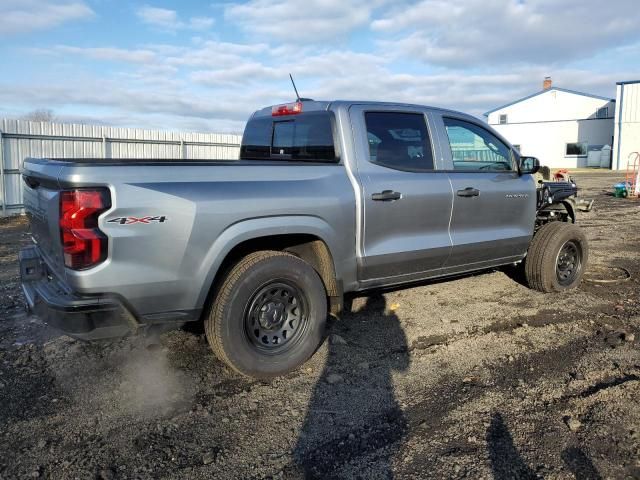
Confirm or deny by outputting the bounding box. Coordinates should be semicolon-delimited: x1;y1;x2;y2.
107;216;167;225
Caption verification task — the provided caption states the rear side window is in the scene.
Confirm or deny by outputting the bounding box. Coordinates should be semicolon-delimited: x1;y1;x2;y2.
364;112;434;171
240;111;336;161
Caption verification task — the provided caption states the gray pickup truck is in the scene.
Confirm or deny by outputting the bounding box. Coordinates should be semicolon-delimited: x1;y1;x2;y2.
20;100;588;378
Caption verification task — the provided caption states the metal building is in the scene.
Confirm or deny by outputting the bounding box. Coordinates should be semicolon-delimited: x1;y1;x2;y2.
613;80;640;171
0;119;242;216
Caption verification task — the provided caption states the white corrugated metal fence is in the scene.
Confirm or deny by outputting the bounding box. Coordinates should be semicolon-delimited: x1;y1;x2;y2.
0;119;242;216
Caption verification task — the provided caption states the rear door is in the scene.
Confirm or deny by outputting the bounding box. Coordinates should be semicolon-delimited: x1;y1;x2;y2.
431;112;536;269
349;105;453;284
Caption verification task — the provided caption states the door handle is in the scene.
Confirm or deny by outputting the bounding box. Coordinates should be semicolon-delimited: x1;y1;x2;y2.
371;190;402;201
456;187;480;197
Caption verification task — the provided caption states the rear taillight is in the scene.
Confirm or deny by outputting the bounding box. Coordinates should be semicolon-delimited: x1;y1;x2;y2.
59;189;110;270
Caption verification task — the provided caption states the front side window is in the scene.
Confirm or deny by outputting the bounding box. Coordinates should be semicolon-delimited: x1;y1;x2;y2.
566;142;587;156
240;111;336;161
364;112;434;171
444;118;514;171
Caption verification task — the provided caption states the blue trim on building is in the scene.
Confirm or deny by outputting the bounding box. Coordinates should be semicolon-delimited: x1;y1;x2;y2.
617;80;640;85
483;87;615;116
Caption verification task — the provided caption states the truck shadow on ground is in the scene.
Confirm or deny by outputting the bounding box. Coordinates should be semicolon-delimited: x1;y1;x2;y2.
283;293;606;479
487;412;602;480
286;294;410;479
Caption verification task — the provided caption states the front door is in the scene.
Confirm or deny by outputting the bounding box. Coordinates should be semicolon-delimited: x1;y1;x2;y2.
349;105;453;284
432;114;536;269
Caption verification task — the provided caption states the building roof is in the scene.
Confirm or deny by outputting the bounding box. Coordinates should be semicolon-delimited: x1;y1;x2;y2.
617;80;640;85
483;87;615;117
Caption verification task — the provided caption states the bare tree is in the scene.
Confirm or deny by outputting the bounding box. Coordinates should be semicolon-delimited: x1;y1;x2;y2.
22;109;56;122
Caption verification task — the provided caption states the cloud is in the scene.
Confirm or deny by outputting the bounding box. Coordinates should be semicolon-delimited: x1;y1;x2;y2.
7;37;635;132
136;5;214;32
0;79;252;134
7;0;638;133
0;0;94;35
31;39;268;72
225;0;378;42
54;46;157;64
190;51;386;87
373;0;640;66
191;63;281;86
137;6;178;28
188;17;215;30
162;40;270;68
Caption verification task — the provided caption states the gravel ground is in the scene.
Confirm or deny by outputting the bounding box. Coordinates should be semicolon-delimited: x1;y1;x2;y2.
0;171;639;479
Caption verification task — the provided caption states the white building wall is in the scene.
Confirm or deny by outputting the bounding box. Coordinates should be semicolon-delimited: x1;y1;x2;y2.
613;82;640;170
487;89;615;124
494;118;614;169
487;88;615;169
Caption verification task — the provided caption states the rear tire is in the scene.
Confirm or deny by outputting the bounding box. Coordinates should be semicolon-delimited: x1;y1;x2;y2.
525;222;589;293
205;251;327;379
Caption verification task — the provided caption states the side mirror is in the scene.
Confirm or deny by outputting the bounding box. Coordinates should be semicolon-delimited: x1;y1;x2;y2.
519;156;540;175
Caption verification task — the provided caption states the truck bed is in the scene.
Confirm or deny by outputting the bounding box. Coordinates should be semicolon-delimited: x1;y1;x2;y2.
21;156;357;325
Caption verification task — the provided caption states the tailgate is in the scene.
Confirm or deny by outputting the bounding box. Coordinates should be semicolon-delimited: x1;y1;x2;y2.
21;159;67;279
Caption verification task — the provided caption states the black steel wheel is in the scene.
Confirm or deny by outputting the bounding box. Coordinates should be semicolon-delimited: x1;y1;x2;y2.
555;240;582;286
244;281;309;353
525;221;589;293
205;251;327;379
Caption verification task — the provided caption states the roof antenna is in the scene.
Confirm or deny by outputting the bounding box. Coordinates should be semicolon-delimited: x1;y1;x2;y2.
289;73;301;101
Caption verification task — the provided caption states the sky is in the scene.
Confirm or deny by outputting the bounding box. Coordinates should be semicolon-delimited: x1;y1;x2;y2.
1;0;639;133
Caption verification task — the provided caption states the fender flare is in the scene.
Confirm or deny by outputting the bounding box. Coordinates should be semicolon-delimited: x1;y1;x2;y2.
561;199;576;223
194;215;342;308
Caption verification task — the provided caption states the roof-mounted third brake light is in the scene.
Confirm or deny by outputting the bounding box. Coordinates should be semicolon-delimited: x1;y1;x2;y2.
272;102;303;117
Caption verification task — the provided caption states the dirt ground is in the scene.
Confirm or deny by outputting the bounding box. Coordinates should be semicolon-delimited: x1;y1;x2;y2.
0;171;638;480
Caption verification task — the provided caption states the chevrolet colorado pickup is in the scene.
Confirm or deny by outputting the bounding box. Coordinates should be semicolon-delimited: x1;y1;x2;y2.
20;100;589;378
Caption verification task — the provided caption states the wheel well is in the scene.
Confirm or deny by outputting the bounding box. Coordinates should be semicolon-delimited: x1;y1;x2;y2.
210;234;341;315
536;200;575;229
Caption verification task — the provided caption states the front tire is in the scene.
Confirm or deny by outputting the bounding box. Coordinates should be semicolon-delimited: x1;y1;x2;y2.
525;222;589;293
206;251;327;379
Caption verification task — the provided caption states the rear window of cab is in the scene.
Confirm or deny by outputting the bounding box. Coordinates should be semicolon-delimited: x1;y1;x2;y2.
240;111;337;161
